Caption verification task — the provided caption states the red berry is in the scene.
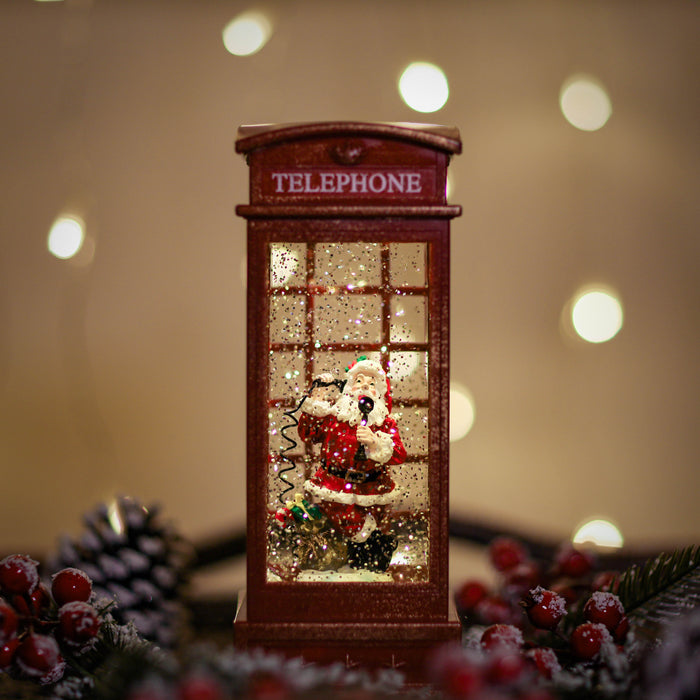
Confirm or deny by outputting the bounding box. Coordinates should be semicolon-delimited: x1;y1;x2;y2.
524;586;567;630
51;568;92;607
555;544;593;578
58;601;101;649
178;674;226;700
16;633;65;684
525;647;561;680
11;594;31;617
583;591;625;632
486;651;528;684
248;673;290;700
14;584;52;618
481;624;524;652
489;537;528;572
0;555;39;595
570;622;612;660
427;643;479;692
30;584;51;616
454;580;489;613
0;637;20;670
441;663;483;698
0;600;19;644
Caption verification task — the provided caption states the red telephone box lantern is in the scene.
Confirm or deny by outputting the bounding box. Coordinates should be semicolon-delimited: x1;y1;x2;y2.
234;122;462;681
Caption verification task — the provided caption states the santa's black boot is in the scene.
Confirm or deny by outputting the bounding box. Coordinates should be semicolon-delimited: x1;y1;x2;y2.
347;530;397;572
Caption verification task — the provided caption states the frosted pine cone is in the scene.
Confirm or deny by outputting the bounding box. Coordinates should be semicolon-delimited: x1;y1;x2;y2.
50;496;192;648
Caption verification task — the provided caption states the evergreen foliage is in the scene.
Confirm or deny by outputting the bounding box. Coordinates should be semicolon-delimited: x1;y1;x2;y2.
614;544;700;643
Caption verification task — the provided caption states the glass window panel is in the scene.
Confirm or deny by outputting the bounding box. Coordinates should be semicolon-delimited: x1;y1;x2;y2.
314;294;382;344
270;242;307;288
315;242;381;288
269;350;306;399
389;509;429;582
390;295;427;343
389;351;428;399
389;243;427;287
269;294;307;344
391;407;428;455
312;350;366;389
391;462;429;511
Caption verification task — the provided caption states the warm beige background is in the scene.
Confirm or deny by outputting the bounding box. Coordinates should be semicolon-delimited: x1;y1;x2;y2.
1;1;698;581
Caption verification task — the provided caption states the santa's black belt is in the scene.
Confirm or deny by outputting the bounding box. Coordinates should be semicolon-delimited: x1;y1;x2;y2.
323;463;382;484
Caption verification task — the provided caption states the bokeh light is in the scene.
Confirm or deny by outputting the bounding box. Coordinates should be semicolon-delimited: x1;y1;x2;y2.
107;499;126;536
570;287;624;343
47;215;84;260
560;75;612;131
450;382;475;442
387;351;420;383
398;62;449;113
270;244;300;287
222;12;272;56
573;518;624;549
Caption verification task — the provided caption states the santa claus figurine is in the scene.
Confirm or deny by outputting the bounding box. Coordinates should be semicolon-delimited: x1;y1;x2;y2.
297;356;407;572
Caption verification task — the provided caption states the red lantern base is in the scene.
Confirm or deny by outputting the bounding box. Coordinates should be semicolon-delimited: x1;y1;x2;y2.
234;591;462;685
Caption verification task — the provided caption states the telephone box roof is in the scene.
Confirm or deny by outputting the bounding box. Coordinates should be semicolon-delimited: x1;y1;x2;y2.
235;121;461;155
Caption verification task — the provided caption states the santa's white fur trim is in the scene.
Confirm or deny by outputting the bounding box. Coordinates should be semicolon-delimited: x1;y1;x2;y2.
365;430;395;464
301;397;332;417
304;480;395;507
351;513;378;542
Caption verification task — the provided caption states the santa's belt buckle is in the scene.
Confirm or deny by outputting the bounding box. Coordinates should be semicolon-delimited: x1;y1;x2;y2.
344;468;366;484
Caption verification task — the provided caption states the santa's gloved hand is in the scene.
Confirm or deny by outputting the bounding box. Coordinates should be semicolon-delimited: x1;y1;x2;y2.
309;373;336;402
356;424;378;449
303;373;338;417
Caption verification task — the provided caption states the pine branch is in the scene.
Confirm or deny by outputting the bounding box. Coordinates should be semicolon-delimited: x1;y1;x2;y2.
614;544;700;642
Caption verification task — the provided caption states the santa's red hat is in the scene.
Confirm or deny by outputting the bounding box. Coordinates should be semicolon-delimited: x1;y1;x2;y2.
344;356;392;411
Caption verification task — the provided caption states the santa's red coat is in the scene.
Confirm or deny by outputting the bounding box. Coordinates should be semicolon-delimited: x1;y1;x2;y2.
297;410;406;507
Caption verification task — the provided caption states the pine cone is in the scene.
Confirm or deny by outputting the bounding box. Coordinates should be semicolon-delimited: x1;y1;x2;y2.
49;496;192;648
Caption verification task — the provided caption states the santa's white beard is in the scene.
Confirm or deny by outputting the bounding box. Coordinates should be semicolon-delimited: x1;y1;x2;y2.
332;392;389;427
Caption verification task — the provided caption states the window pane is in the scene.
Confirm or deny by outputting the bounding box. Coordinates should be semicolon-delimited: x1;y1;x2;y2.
269;350;306;399
269;294;307;344
389;351;428;399
390;242;427;287
312;350;358;385
392;407;428;455
270;242;306;288
315;242;381;288
390;295;427;343
392;461;429;511
314;293;382;344
390;509;429;581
